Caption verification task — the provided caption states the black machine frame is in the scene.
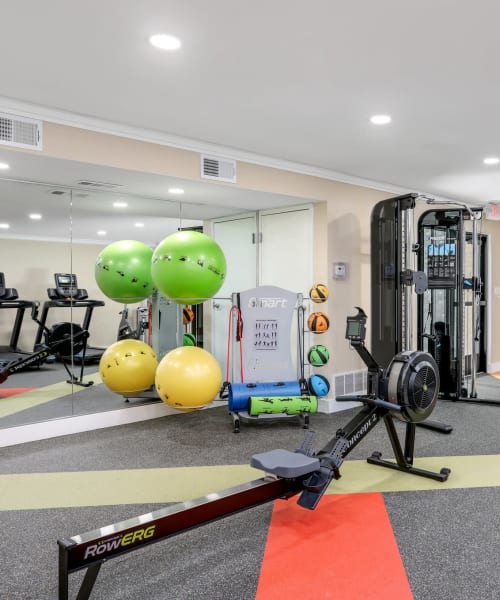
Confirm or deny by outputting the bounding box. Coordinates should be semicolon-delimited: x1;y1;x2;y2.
33;273;104;387
58;308;449;600
0;272;37;364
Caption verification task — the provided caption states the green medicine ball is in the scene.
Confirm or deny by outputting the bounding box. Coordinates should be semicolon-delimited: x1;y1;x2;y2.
95;240;154;304
183;333;196;346
151;231;227;305
307;344;330;366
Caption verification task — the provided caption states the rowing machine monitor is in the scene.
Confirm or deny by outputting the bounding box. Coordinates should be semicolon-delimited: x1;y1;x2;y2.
345;306;367;343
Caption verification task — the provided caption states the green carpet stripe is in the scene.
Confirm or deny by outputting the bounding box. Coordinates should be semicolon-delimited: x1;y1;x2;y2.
0;372;101;418
1;454;499;511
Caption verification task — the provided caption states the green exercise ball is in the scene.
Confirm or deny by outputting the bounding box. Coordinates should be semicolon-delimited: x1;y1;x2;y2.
151;231;226;305
95;240;154;303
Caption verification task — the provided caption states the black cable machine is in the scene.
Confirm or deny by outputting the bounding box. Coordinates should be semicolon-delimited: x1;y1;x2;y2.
371;194;453;433
371;194;498;409
0;272;37;367
417;204;498;406
33;273;104;387
57;308;449;600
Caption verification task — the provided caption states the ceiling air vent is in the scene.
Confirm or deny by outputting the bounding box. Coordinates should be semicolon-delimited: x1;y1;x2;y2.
76;180;123;190
201;155;236;183
0;112;42;150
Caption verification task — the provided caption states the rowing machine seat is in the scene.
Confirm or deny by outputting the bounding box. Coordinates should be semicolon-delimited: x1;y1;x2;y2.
251;449;320;478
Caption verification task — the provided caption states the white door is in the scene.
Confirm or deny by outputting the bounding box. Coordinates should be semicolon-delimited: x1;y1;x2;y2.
259;206;313;295
211;214;258;374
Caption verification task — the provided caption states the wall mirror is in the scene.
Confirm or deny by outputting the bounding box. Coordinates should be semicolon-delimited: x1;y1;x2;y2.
0;154;308;432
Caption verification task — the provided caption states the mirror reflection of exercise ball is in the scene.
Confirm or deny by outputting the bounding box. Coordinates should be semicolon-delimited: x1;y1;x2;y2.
95;240;154;303
151;231;226;305
155;346;222;411
99;339;158;394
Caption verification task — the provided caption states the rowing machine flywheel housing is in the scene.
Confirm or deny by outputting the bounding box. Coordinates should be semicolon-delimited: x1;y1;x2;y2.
46;322;85;357
386;351;439;422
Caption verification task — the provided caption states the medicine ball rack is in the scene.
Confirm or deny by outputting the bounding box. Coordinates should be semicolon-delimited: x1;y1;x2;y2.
57;307;449;600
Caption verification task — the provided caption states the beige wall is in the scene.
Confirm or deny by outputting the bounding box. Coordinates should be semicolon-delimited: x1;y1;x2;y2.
3;121;499;374
0;239;114;350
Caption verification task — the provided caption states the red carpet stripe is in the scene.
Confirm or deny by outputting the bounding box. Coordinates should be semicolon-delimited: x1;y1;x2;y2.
0;387;36;398
256;493;412;600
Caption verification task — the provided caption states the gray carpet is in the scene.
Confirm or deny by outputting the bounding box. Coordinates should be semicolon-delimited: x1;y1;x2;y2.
1;375;499;599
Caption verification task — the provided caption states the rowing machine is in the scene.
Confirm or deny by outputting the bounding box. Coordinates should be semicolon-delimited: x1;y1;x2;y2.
58;307;450;599
0;304;90;386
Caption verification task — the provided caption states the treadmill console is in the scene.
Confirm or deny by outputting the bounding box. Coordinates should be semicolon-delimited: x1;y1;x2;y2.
55;273;79;298
48;273;88;301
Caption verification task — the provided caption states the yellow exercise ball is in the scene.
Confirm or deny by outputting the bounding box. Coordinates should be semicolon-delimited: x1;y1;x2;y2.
155;346;222;411
99;339;158;394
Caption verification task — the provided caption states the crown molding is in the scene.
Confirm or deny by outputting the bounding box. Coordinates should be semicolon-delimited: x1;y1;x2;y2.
0;95;456;202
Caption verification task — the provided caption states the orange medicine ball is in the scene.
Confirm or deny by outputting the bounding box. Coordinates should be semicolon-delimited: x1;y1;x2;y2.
307;311;330;333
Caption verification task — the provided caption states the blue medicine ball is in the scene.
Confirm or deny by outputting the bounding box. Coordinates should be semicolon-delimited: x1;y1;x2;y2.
308;374;330;397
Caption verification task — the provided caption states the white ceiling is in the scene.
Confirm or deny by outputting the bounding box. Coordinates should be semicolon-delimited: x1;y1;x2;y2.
1;0;500;242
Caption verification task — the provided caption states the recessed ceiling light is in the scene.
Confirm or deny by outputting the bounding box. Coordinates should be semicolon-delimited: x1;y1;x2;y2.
483;157;499;165
97;230;107;236
370;114;392;125
134;222;145;228
29;213;42;220
0;162;10;170
168;187;185;195
149;33;181;51
0;223;10;229
113;201;128;208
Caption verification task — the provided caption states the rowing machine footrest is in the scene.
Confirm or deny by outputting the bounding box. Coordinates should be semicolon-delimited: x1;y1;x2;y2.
251;449;320;478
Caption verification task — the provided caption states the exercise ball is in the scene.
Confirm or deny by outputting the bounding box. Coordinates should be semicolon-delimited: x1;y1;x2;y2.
309;283;329;303
99;339;158;394
308;374;330;397
151;231;226;305
307;344;330;366
155;346;222;411
307;312;330;333
95;240;154;303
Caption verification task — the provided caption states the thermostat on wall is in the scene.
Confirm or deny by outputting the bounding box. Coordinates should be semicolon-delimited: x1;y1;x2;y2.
333;262;348;280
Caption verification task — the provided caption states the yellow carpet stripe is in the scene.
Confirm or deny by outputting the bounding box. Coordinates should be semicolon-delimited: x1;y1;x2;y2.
0;372;101;418
1;454;499;511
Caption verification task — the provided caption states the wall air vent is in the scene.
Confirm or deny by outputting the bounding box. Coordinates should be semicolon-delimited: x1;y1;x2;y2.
332;370;367;399
76;180;123;190
201;155;237;183
0;112;42;150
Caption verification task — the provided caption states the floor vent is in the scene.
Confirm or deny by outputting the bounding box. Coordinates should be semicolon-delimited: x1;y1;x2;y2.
201;154;237;183
0;112;42;150
332;369;367;399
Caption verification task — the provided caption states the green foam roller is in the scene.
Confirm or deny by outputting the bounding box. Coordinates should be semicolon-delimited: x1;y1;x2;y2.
249;395;318;416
